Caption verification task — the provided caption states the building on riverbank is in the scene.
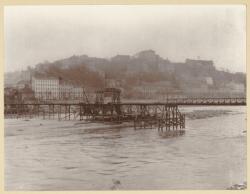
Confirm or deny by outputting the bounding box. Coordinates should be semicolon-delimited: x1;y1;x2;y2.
4;85;35;103
31;75;85;101
32;76;59;100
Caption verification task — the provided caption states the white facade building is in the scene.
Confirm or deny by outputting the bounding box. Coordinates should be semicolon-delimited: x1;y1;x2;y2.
59;81;72;99
32;76;85;100
32;76;59;100
71;87;84;99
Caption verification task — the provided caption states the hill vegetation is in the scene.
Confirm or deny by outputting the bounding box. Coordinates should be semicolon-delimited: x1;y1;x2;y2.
5;50;246;98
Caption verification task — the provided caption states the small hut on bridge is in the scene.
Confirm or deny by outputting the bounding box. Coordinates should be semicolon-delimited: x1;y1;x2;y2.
95;88;121;104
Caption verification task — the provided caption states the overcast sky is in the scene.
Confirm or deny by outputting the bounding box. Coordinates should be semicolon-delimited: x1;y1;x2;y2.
4;5;246;73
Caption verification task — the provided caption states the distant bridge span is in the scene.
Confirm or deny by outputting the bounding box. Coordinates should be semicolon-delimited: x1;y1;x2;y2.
121;97;246;106
4;97;246;132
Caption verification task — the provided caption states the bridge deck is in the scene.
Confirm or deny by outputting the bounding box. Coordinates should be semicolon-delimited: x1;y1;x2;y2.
4;98;246;106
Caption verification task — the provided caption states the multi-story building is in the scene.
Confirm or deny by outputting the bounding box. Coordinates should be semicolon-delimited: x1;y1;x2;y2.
59;80;72;99
16;80;31;89
59;79;86;100
32;76;59;100
31;75;85;100
71;87;84;99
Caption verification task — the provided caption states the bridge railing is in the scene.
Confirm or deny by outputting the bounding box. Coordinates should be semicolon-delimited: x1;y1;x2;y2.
4;97;246;106
164;98;246;105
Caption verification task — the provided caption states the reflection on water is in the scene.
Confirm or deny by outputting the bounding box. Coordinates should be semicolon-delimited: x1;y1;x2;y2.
5;106;246;190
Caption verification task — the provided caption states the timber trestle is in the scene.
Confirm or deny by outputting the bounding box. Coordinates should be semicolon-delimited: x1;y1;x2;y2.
4;97;246;136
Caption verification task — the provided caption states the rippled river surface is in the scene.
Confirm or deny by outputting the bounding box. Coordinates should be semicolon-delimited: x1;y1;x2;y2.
5;106;246;190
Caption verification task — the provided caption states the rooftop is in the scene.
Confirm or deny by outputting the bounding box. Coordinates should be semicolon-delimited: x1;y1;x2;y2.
32;75;58;80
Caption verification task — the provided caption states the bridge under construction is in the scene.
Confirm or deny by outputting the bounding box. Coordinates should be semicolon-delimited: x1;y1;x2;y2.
4;88;246;136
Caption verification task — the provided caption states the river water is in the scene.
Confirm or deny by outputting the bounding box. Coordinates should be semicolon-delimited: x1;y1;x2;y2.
4;106;246;190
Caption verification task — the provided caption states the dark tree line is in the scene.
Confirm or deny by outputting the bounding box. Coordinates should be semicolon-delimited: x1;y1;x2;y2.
35;64;105;88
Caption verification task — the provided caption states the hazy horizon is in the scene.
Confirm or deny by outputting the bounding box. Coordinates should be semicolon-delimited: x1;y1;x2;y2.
4;5;246;73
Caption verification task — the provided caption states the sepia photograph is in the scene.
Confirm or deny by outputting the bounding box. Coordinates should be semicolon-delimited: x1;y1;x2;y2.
3;4;246;190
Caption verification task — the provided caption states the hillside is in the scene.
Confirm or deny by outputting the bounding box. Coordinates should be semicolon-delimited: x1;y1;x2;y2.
5;50;246;98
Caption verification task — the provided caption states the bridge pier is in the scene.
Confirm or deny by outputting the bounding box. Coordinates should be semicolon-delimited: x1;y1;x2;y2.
4;97;246;136
132;104;185;135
